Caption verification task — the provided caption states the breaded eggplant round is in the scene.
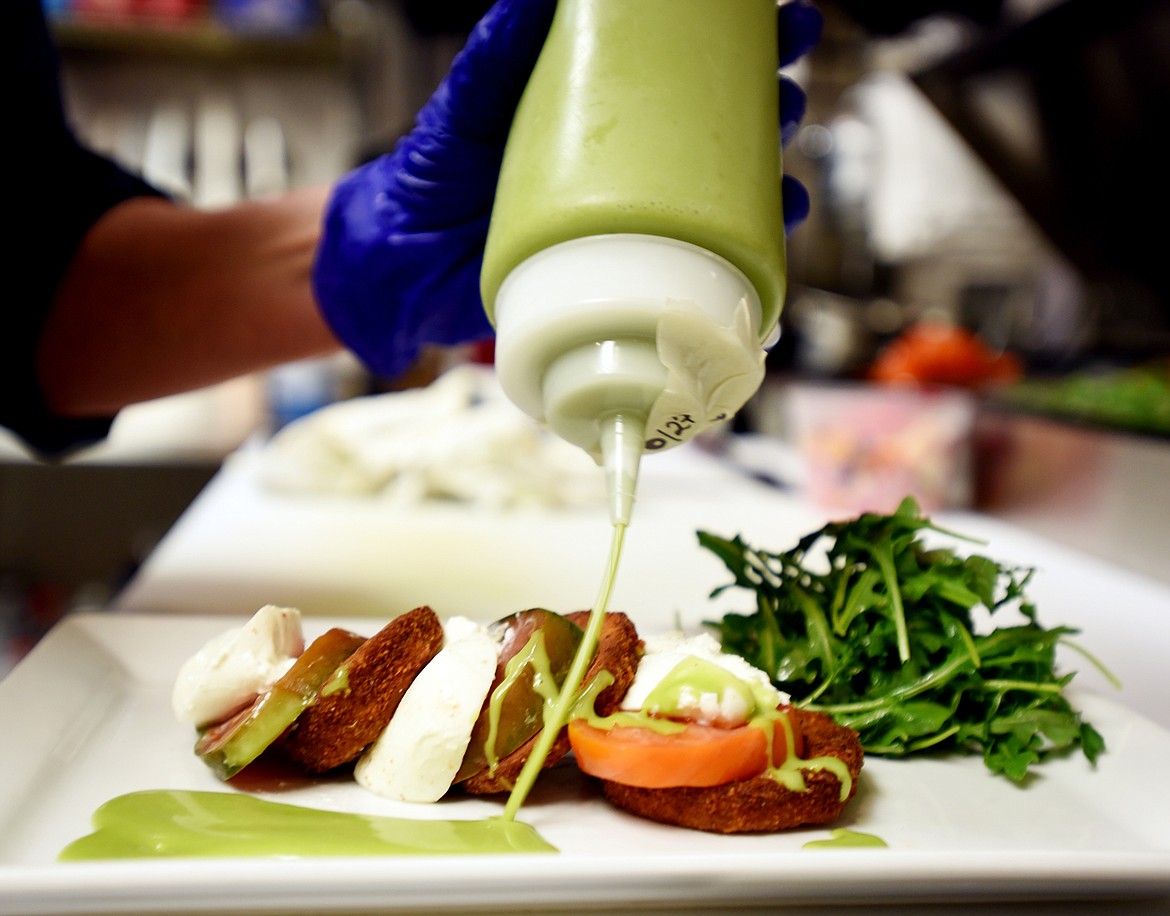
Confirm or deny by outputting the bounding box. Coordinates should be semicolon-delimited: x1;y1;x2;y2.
282;606;444;772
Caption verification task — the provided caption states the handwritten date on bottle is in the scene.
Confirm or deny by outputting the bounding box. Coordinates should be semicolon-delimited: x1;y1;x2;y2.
646;413;726;450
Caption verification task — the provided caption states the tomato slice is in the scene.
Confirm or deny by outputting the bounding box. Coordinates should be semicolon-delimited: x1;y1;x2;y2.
568;709;803;789
194;627;365;780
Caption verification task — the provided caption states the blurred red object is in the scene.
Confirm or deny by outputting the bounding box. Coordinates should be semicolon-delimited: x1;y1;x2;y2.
869;322;1022;389
70;0;205;23
135;0;204;19
469;338;496;365
69;0;136;17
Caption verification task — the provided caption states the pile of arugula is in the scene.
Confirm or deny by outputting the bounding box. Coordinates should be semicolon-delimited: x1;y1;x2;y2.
700;498;1111;781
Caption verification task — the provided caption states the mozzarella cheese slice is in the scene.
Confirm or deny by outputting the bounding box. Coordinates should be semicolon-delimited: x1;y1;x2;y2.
619;630;787;727
355;616;499;803
172;605;304;727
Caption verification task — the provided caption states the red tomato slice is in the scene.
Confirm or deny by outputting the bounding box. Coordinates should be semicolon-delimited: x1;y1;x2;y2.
568;710;803;789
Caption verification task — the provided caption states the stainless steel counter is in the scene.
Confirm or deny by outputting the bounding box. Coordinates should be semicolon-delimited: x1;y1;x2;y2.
975;410;1170;587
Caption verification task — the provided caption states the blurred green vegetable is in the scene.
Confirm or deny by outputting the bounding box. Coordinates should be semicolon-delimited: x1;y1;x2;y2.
998;362;1170;434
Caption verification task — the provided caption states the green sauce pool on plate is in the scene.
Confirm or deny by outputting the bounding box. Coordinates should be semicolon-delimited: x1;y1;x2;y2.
59;790;556;860
802;828;888;850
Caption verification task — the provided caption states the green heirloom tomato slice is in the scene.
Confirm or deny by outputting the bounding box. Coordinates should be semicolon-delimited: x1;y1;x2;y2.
195;627;366;780
455;609;584;782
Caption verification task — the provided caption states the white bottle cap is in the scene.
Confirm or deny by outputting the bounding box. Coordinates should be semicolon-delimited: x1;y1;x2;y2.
491;233;768;524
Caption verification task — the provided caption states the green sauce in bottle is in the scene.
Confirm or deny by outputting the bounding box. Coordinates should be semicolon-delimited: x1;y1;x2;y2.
481;0;785;323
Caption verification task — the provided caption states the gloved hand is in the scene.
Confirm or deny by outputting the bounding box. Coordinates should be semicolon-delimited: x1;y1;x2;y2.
314;0;823;381
778;0;824;231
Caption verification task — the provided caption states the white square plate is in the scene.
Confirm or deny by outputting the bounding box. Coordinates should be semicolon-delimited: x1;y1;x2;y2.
2;612;1168;914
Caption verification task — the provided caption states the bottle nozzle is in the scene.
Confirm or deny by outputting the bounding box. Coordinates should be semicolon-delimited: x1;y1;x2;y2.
600;412;645;527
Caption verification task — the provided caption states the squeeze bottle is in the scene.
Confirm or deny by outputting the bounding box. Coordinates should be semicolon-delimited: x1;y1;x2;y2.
480;0;786;526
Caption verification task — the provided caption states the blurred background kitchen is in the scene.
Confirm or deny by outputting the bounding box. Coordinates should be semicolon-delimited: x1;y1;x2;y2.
3;0;1169;672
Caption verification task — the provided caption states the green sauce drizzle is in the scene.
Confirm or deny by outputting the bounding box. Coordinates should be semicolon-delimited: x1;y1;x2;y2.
574;672;685;735
503;522;628;820
643;656;758;720
59;790;556;861
802;828;888;849
482;630;557;780
319;664;350;698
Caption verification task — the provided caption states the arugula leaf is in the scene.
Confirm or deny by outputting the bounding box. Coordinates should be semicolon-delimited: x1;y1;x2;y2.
701;497;1109;780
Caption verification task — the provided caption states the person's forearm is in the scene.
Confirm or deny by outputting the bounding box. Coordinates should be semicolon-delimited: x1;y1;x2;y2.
37;186;341;417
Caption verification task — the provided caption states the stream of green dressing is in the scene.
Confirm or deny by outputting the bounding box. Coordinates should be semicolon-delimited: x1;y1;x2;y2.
58;790;555;860
502;522;628;820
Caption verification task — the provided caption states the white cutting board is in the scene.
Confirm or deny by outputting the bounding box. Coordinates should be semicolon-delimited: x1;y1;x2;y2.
115;445;828;627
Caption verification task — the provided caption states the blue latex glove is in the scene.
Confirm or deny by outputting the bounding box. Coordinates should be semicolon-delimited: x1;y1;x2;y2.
778;0;824;231
314;0;823;381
